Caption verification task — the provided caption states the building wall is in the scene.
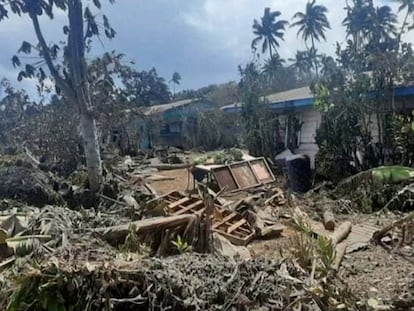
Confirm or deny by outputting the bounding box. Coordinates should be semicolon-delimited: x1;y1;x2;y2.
290;107;321;168
299;106;321;144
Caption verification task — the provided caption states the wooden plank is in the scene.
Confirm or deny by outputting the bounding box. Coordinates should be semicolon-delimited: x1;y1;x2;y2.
213;212;238;229
168;197;190;210
174;200;204;215
214;230;254;246
212;167;238;191
250;160;271;183
231;225;251;234
262;157;275;181
230;163;259;189
247;161;261;185
227;219;247;234
94;214;198;245
250;158;275;183
227;165;242;189
158;191;177;199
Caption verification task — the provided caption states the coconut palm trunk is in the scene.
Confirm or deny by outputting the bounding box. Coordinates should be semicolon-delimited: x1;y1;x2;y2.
312;36;319;78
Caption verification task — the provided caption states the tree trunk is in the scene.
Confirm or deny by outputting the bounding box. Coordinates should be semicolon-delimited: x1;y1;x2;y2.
323;208;335;231
269;43;273;60
68;0;102;192
311;36;318;78
29;0;102;192
79;109;102;191
330;221;352;246
398;11;410;52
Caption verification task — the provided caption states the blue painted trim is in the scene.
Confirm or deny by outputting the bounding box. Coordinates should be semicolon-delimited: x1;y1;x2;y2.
222;106;242;113
222;97;314;113
222;85;414;114
269;98;314;109
394;85;414;96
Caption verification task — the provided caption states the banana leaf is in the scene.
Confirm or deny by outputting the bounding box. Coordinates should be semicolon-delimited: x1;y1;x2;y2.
336;166;414;195
371;166;414;185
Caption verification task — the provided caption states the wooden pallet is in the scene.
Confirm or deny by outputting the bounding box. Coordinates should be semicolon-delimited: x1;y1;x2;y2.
161;191;206;216
212;208;255;246
160;191;255;246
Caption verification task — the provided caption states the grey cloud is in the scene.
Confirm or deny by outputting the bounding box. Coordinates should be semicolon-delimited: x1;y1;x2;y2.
0;0;412;96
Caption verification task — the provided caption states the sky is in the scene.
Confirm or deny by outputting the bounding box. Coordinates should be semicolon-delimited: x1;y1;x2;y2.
0;0;409;96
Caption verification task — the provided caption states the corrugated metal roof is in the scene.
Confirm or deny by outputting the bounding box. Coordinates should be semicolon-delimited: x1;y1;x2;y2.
267;86;313;103
140;98;197;116
221;86;314;112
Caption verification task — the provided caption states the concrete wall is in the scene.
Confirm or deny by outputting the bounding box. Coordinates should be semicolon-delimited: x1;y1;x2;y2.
299;107;321;144
294;107;321;168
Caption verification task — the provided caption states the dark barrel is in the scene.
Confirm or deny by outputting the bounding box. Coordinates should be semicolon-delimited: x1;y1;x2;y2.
286;154;311;193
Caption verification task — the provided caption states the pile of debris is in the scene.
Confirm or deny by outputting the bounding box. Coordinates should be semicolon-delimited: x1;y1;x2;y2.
3;149;414;310
0;253;363;311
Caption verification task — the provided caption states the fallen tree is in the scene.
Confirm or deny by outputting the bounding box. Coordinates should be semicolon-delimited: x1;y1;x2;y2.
94;214;198;246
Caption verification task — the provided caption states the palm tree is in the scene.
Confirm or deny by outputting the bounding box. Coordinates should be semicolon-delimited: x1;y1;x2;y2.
262;54;285;83
291;0;330;76
251;8;288;59
372;5;397;42
343;2;396;50
289;50;313;80
170;72;181;95
343;0;373;51
320;55;337;76
394;0;414;41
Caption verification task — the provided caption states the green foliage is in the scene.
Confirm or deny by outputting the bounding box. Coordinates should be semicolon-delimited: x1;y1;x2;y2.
372;166;414;184
171;235;192;254
241;95;284;158
391;113;414;165
313;72;374;180
120;223;139;252
238;61;286;157
291;215;314;270
291;231;314;270
194;149;243;165
213;148;243;164
315;236;336;276
291;216;335;277
8;269;70;311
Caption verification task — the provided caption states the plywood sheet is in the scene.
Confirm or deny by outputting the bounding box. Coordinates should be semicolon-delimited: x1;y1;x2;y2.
231;163;259;189
212;167;238;191
251;159;273;183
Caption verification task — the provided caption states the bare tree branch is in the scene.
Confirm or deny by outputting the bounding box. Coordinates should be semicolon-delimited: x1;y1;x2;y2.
29;12;76;100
